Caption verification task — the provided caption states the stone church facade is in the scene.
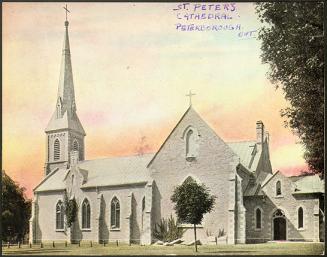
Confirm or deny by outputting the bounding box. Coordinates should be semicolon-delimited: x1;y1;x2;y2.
29;19;325;245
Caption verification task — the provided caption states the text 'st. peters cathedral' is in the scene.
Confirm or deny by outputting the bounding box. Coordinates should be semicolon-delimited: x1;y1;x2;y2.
30;11;324;245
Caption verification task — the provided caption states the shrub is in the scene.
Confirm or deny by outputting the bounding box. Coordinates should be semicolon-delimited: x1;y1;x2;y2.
153;215;185;242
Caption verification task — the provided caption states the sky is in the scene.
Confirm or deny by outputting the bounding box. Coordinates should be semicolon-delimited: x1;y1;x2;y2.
3;2;308;199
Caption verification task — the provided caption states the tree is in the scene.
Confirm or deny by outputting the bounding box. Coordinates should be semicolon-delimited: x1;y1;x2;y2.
2;170;31;242
64;191;78;228
171;177;216;252
255;2;324;176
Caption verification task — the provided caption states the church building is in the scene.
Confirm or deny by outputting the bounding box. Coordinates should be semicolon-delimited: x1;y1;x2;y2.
29;17;325;245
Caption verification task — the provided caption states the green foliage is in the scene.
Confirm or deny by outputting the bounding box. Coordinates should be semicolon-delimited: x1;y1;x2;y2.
2;171;31;242
153;215;185;242
64;192;78;228
255;2;324;175
171;177;216;225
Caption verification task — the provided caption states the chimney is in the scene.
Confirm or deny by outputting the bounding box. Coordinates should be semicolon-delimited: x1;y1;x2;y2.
256;121;264;144
70;150;79;166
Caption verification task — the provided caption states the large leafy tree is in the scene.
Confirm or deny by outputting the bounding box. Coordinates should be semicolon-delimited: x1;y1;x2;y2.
255;2;324;175
171;177;216;252
2;170;32;242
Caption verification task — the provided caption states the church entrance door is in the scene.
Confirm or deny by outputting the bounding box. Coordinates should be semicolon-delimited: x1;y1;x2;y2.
273;217;286;240
272;209;287;241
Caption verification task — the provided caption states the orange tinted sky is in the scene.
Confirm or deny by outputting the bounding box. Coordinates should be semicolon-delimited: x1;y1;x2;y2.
3;2;308;199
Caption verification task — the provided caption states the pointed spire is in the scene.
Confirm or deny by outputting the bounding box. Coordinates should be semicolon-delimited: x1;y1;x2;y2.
57;18;76;116
45;7;85;136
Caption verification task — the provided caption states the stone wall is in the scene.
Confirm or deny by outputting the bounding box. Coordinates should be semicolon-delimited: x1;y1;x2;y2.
149;108;239;244
244;172;321;243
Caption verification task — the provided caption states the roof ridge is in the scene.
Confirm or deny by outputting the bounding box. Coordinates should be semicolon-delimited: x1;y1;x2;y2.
80;152;155;163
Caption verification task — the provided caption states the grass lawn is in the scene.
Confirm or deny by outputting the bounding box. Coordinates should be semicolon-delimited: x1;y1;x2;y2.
2;242;324;255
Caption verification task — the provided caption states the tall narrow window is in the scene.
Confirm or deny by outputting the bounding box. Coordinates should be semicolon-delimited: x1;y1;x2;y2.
141;197;145;230
111;197;120;229
186;130;194;156
82;199;91;229
276;181;282;196
73;140;79;152
56;201;64;230
54;139;61;161
298;207;304;229
255;208;262;229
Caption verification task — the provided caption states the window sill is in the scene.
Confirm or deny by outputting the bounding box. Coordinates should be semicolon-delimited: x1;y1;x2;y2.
275;195;284;198
297;227;305;231
186;156;196;162
254;228;262;231
110;228;121;231
55;229;65;232
82;228;91;232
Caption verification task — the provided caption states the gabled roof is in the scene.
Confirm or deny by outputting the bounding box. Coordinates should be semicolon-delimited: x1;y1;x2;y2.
147;105;245;169
34;153;154;192
292;174;324;194
79;153;154;188
227;141;260;172
34;167;68;192
147;106;192;168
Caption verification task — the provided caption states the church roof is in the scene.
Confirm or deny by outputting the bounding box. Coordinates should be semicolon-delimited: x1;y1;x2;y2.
227;141;260;172
292;174;324;194
34;167;68;192
34;154;154;192
79;153;154;188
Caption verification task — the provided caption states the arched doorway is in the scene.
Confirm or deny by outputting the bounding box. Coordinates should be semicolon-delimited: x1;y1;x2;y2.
272;209;287;240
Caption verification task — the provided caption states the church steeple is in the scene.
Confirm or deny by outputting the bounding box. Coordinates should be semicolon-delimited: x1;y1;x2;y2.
57;20;76;116
44;12;86;176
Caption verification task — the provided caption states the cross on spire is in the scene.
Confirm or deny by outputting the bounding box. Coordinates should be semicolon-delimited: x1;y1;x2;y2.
186;90;196;106
63;4;70;23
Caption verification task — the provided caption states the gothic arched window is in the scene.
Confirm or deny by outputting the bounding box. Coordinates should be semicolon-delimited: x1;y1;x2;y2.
276;181;282;196
54;139;61;161
82;199;91;229
73;140;79;152
184;126;199;160
111;197;120;229
298;207;304;229
255;208;262;229
56;201;64;230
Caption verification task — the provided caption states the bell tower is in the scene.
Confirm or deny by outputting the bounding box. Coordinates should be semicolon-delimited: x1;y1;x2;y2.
44;14;86;175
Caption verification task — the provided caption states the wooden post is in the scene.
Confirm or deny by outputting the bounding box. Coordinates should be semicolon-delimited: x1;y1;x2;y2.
65;241;67;247
7;242;10;248
53;241;55;248
193;224;198;252
18;242;21;248
103;240;105;247
78;241;80;247
41;242;43;248
90;241;92;247
29;243;32;248
116;240;118;246
215;236;217;245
